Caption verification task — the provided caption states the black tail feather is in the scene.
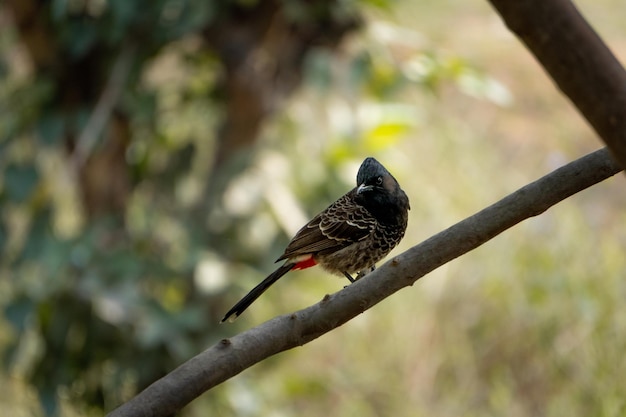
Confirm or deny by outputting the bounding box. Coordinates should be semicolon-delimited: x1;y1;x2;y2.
221;263;295;323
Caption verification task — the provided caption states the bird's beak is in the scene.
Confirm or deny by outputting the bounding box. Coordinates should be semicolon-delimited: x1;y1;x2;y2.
357;183;373;194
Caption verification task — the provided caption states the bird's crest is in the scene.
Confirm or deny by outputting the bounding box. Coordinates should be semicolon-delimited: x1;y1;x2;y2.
356;157;391;186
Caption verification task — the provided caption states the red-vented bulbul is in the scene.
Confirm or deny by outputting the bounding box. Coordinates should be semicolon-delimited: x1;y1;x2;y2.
221;157;410;322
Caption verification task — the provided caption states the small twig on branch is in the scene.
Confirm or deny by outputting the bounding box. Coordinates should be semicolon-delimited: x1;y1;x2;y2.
487;0;626;169
108;147;622;417
71;41;136;169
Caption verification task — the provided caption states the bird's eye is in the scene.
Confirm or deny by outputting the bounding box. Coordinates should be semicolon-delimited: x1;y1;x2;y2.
375;176;383;186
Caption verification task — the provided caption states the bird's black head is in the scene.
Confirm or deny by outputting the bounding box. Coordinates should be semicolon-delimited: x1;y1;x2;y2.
354;157;410;224
356;157;389;187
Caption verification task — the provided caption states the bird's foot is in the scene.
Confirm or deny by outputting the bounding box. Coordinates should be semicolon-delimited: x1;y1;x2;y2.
343;265;376;286
356;265;376;280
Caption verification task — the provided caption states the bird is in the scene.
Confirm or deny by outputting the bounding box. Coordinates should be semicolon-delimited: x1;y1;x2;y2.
221;157;410;323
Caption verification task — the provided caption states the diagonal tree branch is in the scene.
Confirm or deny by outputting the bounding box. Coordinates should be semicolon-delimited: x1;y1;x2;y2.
486;0;626;169
108;147;622;417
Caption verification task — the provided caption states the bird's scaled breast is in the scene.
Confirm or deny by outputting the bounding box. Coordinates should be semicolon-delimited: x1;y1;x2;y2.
316;223;406;275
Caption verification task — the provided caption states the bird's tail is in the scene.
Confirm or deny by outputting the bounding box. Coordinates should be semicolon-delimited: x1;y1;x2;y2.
221;263;295;323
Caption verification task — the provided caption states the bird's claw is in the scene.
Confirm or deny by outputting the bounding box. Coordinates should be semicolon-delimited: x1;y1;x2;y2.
356;265;376;280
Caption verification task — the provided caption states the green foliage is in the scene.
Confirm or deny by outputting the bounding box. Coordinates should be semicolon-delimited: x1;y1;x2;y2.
4;164;39;203
0;2;222;415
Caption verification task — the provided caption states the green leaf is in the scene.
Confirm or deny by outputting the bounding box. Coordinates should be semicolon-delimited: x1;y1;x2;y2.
36;112;65;145
51;0;69;22
4;298;35;332
66;21;99;58
19;206;53;262
3;164;39;203
304;50;333;90
37;385;59;417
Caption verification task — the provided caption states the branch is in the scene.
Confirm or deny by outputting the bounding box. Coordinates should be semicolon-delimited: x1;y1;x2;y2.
108;147;622;417
70;41;136;169
486;0;626;169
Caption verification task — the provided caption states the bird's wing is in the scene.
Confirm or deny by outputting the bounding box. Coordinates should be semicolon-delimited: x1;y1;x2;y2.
277;193;375;261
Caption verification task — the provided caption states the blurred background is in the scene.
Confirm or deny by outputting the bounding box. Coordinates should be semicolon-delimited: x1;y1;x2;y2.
1;0;625;416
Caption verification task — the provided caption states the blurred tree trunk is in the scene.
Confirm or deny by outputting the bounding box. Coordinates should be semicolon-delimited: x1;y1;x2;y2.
201;0;360;213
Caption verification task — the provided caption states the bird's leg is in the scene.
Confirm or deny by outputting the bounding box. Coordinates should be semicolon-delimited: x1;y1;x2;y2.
356;265;376;280
343;272;356;283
